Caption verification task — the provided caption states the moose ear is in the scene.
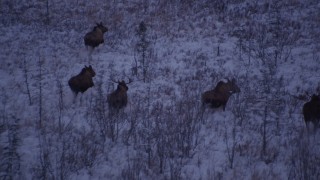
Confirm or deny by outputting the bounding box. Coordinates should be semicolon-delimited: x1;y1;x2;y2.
89;65;92;68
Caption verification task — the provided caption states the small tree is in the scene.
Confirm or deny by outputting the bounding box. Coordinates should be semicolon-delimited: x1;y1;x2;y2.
45;0;50;25
38;57;44;129
0;116;21;180
23;58;32;105
135;21;151;82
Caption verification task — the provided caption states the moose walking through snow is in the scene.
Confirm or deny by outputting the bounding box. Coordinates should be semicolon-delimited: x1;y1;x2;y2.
202;78;240;111
107;79;133;111
68;65;96;97
303;94;320;132
84;22;108;50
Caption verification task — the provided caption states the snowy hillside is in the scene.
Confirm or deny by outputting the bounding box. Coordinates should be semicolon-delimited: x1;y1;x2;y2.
1;0;320;179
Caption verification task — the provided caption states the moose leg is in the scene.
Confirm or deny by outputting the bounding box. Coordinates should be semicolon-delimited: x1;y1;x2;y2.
199;102;206;123
72;91;78;104
222;102;227;111
86;46;94;62
305;121;310;132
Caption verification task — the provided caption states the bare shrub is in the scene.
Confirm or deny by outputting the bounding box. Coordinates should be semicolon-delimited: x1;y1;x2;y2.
32;121;104;180
0;116;21;180
121;155;145;180
289;136;320;180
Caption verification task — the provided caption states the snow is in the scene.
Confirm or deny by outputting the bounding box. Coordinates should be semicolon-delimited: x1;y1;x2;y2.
1;0;320;179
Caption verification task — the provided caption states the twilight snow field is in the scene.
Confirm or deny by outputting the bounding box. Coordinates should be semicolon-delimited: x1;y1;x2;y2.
0;1;320;179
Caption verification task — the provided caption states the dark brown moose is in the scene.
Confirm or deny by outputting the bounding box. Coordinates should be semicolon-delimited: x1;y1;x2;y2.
68;65;96;96
107;79;133;110
303;94;320;131
202;78;240;111
84;22;108;49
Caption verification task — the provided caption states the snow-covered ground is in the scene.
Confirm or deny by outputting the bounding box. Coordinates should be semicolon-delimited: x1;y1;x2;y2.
1;0;320;179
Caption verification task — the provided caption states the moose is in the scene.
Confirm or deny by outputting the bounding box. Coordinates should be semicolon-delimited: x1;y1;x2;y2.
107;79;133;111
84;22;108;49
303;94;320;132
202;78;240;111
68;65;96;97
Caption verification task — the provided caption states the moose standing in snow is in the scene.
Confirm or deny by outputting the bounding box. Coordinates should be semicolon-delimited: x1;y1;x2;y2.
202;78;240;111
68;65;96;97
84;22;108;50
303;94;320;132
107;79;133;111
